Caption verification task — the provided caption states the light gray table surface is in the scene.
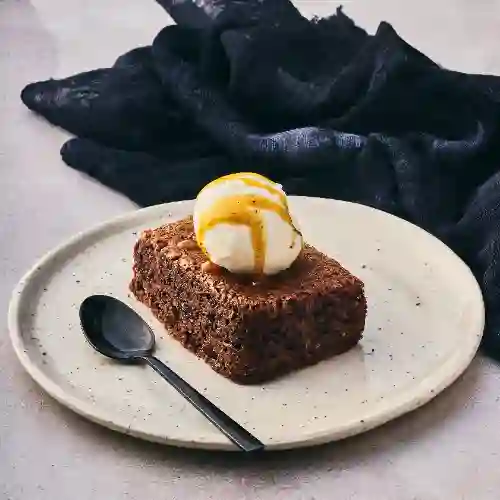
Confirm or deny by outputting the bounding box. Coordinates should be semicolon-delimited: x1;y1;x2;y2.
2;1;500;499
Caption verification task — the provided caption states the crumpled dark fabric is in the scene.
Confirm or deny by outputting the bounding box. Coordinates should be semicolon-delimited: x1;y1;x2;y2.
20;0;500;361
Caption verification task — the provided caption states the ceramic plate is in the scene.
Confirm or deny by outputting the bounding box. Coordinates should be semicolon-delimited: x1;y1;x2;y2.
8;197;484;451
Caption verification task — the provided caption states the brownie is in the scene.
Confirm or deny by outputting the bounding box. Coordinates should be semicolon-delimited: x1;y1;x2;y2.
130;217;367;384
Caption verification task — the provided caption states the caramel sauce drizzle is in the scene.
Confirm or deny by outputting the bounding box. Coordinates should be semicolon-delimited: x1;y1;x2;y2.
196;173;302;274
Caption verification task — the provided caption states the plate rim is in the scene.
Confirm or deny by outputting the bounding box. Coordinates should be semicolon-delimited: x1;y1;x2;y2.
8;197;485;451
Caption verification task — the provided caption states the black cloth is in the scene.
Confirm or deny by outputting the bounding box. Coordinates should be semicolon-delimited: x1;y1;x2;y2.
20;1;500;360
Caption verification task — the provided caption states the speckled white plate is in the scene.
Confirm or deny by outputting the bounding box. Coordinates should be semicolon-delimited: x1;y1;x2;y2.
9;197;484;451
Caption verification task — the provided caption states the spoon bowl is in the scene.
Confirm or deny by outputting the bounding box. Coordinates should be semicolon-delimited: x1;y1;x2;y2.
79;294;264;453
80;295;154;361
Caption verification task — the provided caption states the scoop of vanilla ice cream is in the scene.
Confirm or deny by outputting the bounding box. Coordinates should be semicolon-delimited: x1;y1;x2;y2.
193;173;303;275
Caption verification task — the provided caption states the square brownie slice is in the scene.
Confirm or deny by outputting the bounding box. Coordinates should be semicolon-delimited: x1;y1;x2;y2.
130;216;366;384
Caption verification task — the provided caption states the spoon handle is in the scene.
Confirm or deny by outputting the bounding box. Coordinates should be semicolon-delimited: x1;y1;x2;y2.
143;355;264;453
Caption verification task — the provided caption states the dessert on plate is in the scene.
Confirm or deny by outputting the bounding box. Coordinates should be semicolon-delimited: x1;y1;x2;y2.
130;172;367;384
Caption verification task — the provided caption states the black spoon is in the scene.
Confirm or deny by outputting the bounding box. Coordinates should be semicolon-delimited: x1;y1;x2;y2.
79;294;264;453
